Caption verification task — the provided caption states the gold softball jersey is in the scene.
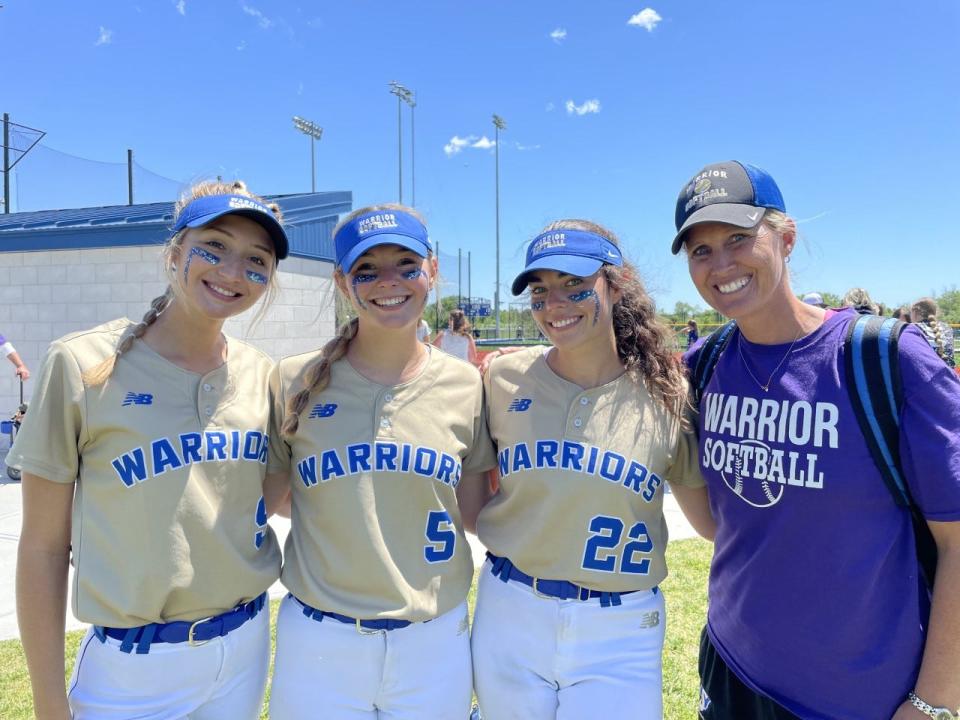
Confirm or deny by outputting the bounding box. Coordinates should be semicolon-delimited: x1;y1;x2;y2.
477;347;703;591
8;319;281;628
269;348;496;622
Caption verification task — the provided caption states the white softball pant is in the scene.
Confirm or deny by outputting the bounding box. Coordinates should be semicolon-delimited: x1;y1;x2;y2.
66;605;270;720
270;594;473;719
471;559;666;720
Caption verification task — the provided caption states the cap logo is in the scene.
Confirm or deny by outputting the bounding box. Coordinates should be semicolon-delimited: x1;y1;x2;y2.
358;213;399;235
531;232;566;255
685;186;729;213
227;196;269;213
694;178;711;194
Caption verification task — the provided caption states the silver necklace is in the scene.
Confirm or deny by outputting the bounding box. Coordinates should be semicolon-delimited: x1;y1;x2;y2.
737;329;803;393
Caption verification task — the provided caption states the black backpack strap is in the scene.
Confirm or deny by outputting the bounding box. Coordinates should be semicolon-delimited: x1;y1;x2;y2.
843;314;937;590
691;321;737;406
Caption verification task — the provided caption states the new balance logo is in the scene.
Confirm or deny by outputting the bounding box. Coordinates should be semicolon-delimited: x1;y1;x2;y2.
122;392;153;406
639;611;660;629
508;398;532;412
309;403;338;419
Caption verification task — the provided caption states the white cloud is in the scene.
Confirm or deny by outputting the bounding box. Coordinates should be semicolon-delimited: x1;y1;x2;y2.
236;39;247;51
444;136;475;157
627;8;662;31
94;26;113;46
565;98;601;115
550;27;567;43
175;0;186;15
443;135;500;156
545;102;555;112
297;82;304;96
515;142;541;151
241;2;273;29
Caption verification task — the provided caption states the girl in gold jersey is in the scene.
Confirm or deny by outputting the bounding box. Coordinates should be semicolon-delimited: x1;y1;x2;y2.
462;219;712;720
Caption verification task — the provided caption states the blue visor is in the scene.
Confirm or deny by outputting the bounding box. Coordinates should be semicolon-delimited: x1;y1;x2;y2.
511;229;623;295
173;194;289;260
335;209;431;272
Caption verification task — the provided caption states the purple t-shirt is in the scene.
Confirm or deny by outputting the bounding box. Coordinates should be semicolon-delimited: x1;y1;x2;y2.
685;309;960;719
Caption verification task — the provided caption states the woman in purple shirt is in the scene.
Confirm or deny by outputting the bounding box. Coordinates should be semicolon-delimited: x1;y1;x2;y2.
673;161;960;720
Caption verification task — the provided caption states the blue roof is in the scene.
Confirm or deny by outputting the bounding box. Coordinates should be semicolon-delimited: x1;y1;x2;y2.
0;191;352;262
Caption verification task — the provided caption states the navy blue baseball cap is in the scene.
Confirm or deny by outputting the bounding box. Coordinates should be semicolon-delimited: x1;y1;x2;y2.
672;161;786;254
334;208;431;272
173;194;289;260
511;228;623;295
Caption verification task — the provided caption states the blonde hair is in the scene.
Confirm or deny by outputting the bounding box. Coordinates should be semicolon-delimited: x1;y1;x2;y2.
911;297;948;361
541;219;689;426
82;179;283;386
842;287;878;315
283;203;429;435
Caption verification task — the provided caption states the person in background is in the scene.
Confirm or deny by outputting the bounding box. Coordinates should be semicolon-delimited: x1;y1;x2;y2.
434;308;479;365
911;297;956;369
0;333;30;380
800;291;826;308
685;319;699;348
417;316;432;343
842;287;879;315
894;305;913;324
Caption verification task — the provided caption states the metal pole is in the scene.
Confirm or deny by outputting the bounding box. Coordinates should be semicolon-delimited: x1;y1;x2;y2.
468;251;472;307
127;148;134;205
435;239;441;331
3;113;9;214
397;94;403;204
458;248;462;309
410;102;416;207
310;136;316;193
494;124;501;338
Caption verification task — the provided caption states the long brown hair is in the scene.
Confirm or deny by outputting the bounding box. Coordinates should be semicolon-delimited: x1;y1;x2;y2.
82;179;282;386
912;297;948;361
539;219;689;425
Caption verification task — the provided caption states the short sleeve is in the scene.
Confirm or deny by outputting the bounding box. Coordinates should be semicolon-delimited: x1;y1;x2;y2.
666;401;706;489
898;327;960;521
462;376;496;475
266;362;293;475
8;341;84;483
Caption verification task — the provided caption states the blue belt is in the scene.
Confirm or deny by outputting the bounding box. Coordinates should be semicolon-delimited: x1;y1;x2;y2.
291;594;417;634
487;553;653;608
94;592;267;654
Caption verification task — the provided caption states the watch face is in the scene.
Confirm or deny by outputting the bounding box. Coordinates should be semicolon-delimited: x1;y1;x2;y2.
934;711;955;720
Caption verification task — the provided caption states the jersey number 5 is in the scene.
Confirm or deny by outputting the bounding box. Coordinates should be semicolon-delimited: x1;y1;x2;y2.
582;515;654;574
424;510;456;563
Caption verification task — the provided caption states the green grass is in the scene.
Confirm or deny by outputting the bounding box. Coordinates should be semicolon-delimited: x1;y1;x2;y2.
0;538;712;719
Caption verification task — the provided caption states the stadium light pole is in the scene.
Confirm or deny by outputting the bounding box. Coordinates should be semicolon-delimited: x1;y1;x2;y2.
407;92;416;207
292;116;323;193
389;82;412;204
492;114;506;339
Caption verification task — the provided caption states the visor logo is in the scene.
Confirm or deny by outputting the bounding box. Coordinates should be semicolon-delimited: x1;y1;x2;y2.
531;233;566;255
694;178;711;194
358;213;399;235
228;197;268;213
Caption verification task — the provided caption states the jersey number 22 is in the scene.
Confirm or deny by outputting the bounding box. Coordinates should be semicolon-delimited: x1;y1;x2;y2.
582;515;654;574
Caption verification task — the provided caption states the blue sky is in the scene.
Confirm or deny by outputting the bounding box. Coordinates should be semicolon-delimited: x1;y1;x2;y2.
3;0;958;313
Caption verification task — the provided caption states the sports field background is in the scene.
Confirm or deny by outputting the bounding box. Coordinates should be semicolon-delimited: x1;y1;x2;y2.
0;538;711;719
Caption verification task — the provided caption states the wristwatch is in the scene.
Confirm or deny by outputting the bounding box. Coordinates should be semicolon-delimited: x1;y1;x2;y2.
907;692;960;720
